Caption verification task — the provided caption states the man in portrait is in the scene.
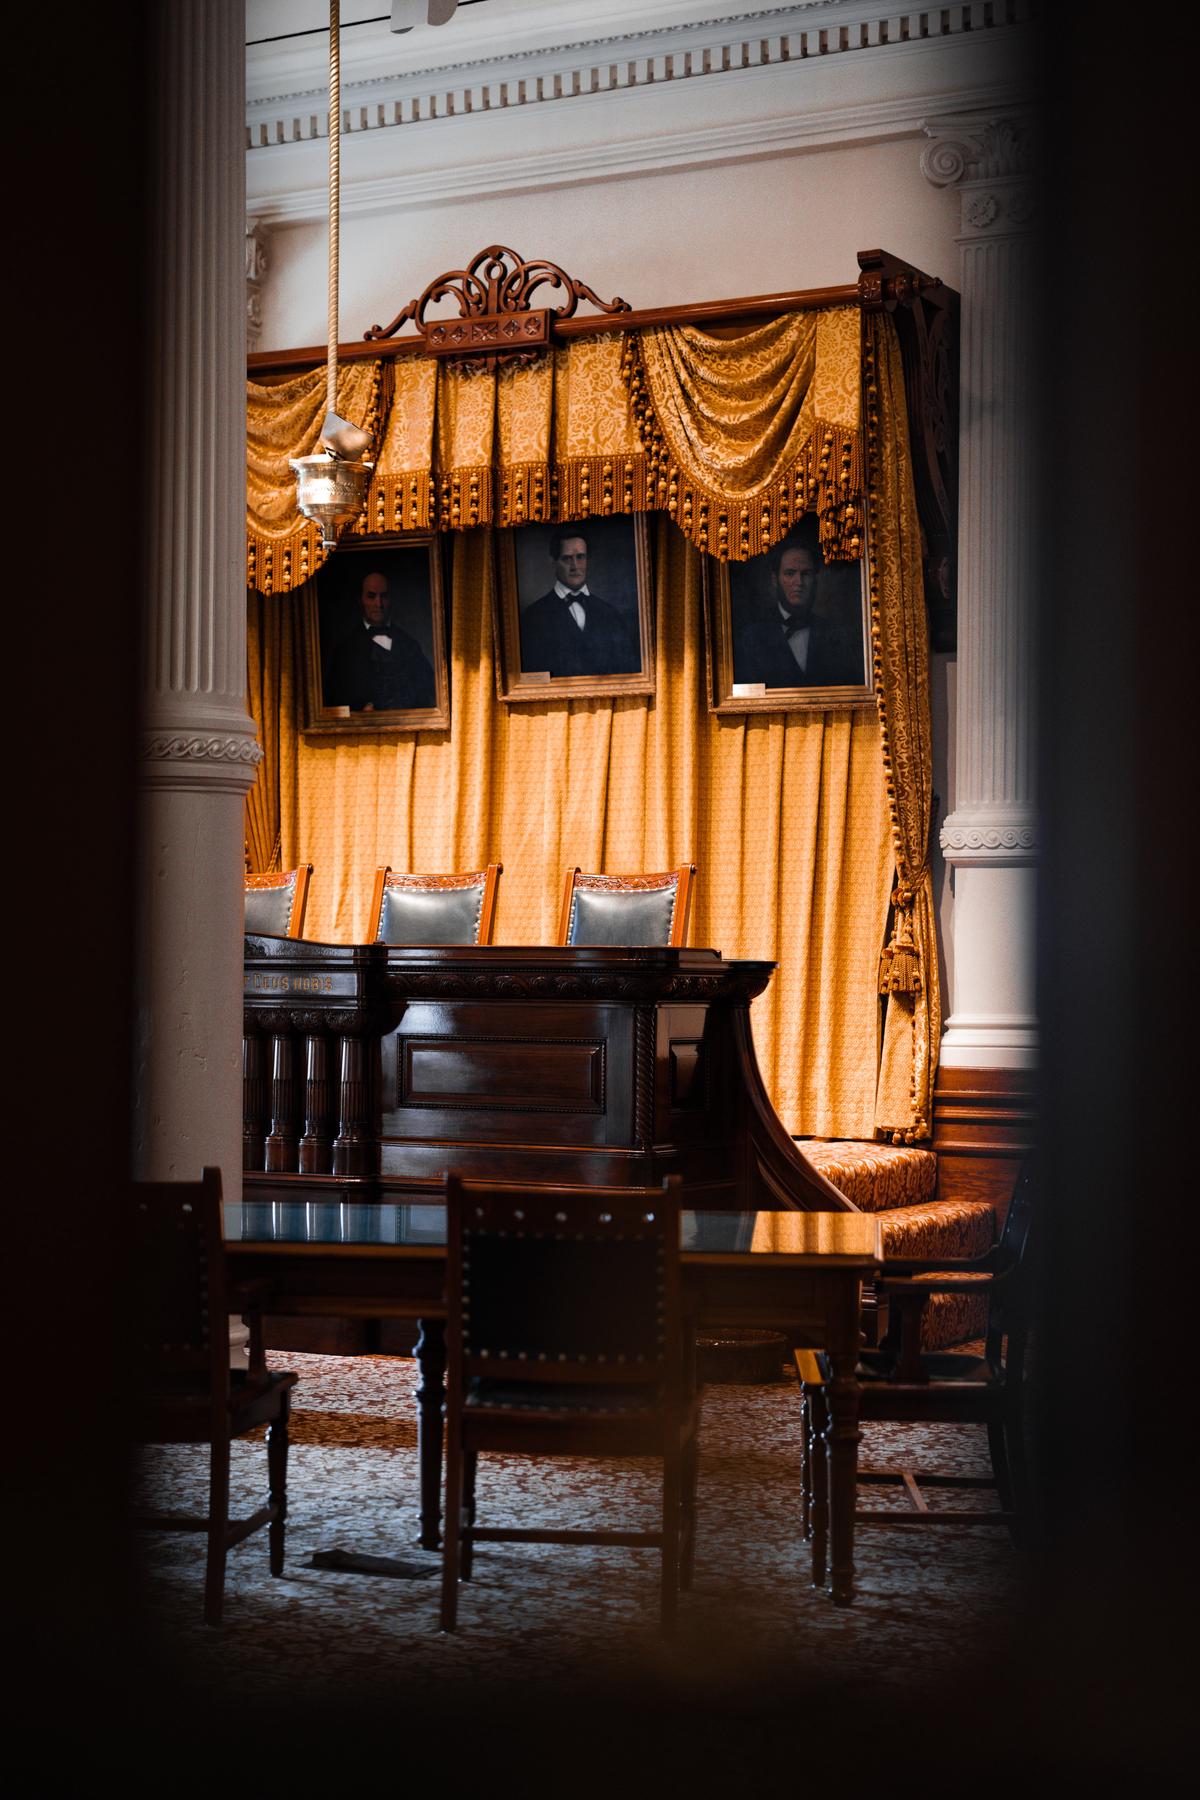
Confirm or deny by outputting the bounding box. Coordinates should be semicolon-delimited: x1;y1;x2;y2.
324;567;437;712
519;526;641;678
732;529;864;688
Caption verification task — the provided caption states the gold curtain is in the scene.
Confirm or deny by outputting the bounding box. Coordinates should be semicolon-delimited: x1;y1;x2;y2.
260;519;893;1138
626;307;863;562
244;587;301;873
243;307;934;1137
865;312;942;1141
247;361;383;593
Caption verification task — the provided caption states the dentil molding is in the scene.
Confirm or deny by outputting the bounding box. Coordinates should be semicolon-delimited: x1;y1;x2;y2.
248;1;1032;151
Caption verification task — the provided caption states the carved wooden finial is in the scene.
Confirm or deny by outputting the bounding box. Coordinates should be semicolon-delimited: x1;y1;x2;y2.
362;244;631;366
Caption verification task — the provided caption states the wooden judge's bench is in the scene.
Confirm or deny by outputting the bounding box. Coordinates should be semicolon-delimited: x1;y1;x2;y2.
243;937;852;1334
244;934;852;1203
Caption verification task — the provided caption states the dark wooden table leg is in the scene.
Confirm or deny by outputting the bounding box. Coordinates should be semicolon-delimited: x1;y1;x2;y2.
415;1316;446;1551
826;1345;861;1606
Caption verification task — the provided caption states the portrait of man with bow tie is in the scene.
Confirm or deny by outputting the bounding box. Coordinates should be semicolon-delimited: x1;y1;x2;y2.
518;526;641;679
731;527;865;692
499;514;653;702
305;536;449;735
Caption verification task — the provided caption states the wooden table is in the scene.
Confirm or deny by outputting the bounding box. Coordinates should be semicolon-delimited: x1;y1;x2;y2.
225;1200;880;1605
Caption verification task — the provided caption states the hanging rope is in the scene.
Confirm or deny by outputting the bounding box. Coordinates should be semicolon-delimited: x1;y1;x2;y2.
326;0;341;421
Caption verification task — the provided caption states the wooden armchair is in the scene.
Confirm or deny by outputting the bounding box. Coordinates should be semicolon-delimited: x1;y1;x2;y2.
369;863;502;945
244;864;312;938
441;1173;699;1633
796;1156;1038;1579
129;1167;298;1626
557;864;696;948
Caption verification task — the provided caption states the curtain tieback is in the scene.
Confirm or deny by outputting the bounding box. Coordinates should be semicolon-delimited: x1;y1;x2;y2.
878;884;923;998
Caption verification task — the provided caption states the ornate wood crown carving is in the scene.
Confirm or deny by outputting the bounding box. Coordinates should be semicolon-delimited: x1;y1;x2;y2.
362;244;631;366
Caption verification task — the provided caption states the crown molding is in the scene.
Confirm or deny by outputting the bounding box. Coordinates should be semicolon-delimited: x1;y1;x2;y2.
247;1;1034;152
249;76;1028;224
247;3;872;108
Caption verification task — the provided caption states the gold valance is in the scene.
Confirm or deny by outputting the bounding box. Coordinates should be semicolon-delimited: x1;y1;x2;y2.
625;306;863;562
246;312;862;591
247;361;383;595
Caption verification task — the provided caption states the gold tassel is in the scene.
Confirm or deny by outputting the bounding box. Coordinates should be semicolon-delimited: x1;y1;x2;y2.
552;454;650;521
878;887;923;997
498;461;553;528
246;524;330;596
355;470;436;534
437;465;494;532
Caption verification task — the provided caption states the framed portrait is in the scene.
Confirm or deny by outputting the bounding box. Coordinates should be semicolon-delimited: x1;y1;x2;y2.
494;513;654;703
704;523;873;713
302;534;449;735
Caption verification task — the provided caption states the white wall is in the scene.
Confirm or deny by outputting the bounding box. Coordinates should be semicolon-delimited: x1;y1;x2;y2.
257;134;962;350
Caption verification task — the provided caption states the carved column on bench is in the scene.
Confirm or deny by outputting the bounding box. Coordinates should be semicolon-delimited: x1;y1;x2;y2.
265;1032;299;1172
298;1033;334;1175
333;1032;378;1176
242;1027;267;1170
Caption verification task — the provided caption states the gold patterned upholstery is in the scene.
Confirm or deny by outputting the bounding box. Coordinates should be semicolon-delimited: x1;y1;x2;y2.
798;1139;937;1213
754;1140;994;1349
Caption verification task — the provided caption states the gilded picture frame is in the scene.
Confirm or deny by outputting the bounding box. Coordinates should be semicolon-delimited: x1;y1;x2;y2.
704;523;873;714
494;513;655;703
302;534;450;735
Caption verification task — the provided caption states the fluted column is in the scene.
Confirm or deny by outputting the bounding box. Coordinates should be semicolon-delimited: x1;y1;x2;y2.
922;112;1038;1069
134;0;262;1190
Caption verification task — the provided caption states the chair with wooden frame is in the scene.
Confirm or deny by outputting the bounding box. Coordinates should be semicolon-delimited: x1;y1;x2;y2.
369;863;502;946
244;863;312;939
440;1172;699;1634
129;1166;299;1626
556;864;696;949
796;1157;1037;1580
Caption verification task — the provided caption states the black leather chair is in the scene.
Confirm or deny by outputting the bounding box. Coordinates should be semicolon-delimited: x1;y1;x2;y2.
130;1167;298;1625
244;864;312;938
370;863;502;945
556;864;696;948
796;1157;1037;1579
440;1173;699;1633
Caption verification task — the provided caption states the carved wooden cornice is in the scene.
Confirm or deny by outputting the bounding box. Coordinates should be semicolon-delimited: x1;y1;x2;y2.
858;247;959;653
362;244;630;367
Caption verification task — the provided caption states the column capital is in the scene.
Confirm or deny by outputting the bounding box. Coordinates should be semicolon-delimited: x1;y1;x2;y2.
921;110;1037;239
246;218;270;353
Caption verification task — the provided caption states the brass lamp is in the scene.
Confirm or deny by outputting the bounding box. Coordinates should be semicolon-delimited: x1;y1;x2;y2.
292;0;373;548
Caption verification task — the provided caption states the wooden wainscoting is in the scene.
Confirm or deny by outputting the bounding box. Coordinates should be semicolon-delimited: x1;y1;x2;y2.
932;1066;1037;1225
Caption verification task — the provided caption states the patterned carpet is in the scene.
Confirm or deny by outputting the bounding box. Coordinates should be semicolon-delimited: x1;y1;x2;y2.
132;1349;1027;1725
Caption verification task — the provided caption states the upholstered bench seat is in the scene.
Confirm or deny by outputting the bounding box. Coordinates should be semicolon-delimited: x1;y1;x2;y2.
752;1141;995;1349
797;1138;938;1213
